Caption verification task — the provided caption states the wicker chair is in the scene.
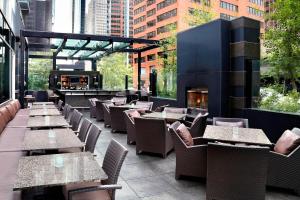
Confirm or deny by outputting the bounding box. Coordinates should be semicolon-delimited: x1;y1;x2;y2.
124;110;137;144
95;100;110;121
164;107;187;114
207;142;269;200
110;106;128;133
88;98;97;118
135;117;173;158
85;124;102;153
213;117;249;128
135;101;153;110
57;100;64;111
69;109;83;132
77;118;92;143
64;139;128;200
154;104;169;112
102;103;112;127
186;107;207;122
169;121;207;179
35;90;48;102
63;104;73;121
184;113;208;137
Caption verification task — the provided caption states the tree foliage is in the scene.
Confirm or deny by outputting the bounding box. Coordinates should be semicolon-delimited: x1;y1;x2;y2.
264;0;300;90
97;53;132;90
28;59;52;90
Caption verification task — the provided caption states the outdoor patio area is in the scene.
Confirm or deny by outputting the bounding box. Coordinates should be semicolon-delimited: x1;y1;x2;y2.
84;111;299;200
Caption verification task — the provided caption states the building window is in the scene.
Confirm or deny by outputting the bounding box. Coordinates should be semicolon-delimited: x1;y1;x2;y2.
249;0;264;6
157;22;177;34
220;13;236;20
147;0;156;6
157;9;177;22
147;19;156;27
147;54;156;61
134;25;146;34
248;7;264;17
141;68;146;75
147;31;156;39
220;1;238;12
147;8;156;17
134;5;146;15
157;0;177;10
134;0;144;6
134;15;146;25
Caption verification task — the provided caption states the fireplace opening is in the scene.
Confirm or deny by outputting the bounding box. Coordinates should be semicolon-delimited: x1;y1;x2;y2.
187;88;208;109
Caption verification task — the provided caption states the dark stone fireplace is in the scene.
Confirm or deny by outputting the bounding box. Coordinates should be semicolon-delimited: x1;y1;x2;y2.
176;17;260;118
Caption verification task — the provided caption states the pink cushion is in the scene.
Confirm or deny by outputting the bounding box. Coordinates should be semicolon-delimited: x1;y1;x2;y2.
176;123;194;146
215;121;244;128
5;104;16;119
0;113;6;133
129;110;141;121
0;107;12;123
274;130;300;155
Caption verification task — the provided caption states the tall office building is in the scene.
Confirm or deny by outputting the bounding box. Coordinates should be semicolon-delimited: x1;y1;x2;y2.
85;0;133;37
132;0;265;88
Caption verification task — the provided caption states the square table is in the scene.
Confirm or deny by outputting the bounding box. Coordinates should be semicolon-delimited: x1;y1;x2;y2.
30;104;57;109
23;129;84;151
29;108;61;116
143;112;186;122
33;102;54;105
13;152;108;191
203;125;272;146
27;116;70;129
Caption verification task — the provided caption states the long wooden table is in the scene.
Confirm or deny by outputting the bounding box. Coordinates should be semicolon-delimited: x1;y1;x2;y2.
27;116;70;129
29;108;61;116
13;152;108;191
23;129;84;151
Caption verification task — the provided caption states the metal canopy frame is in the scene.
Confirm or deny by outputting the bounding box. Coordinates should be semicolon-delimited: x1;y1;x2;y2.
18;30;160;106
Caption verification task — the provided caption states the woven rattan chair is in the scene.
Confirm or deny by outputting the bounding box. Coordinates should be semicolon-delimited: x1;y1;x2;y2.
154;104;169;112
69;109;83;132
184;113;208;137
135;117;173;158
102;103;112;127
64;139;128;200
169;121;207;179
135;101;153;110
88;98;97;118
110;106;128;133
267;144;300;194
77;118;92;143
186;107;207;122
213;117;249;128
84;124;102;153
124;110;137;144
207;142;269;200
95;100;110;121
57;100;64;111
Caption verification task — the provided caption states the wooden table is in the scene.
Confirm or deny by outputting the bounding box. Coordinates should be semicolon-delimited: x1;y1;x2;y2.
30;104;57;109
203;125;272;146
27;116;70;129
143;112;186;122
13;152;108;191
29;108;61;116
23;129;84;151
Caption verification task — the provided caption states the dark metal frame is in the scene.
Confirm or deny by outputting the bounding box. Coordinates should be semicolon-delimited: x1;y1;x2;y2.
19;30;159;106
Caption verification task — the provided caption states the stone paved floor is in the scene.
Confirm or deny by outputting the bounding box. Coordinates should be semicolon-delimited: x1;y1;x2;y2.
83;112;299;200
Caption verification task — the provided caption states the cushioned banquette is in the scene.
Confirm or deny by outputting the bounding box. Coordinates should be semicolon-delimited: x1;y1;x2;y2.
0;99;30;200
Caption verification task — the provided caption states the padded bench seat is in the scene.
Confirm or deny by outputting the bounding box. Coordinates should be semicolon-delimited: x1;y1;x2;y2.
0;127;27;152
0;151;24;200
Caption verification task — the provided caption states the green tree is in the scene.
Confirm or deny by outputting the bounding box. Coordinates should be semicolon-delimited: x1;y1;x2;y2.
28;59;52;90
97;53;132;90
264;0;300;90
157;3;213;98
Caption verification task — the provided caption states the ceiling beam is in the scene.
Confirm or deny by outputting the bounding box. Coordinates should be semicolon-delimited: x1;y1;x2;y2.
54;36;67;56
83;41;112;58
69;38;91;58
29;54;94;61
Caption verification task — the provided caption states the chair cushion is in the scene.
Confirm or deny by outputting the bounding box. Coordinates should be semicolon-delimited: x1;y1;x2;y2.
0;113;6;134
63;182;110;200
274;130;300;155
215;121;244;128
5;104;16;119
0;107;12;123
176;123;194;146
129;110;140;121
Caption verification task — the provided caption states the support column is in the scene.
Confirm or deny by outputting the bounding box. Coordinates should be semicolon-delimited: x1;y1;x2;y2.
137;51;142;90
125;75;128;90
25;47;29;91
92;60;97;71
52;52;56;70
19;32;25;108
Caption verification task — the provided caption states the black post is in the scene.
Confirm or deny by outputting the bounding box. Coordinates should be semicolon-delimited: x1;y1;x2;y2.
92;60;97;71
99;74;103;89
52;52;56;70
19;31;25;108
137;51;142;90
150;72;157;96
25;47;29;91
125;75;128;90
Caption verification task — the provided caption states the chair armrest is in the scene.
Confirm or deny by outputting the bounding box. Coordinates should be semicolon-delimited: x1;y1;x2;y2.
69;184;122;200
270;150;288;158
193;137;206;145
182;121;192;127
